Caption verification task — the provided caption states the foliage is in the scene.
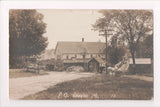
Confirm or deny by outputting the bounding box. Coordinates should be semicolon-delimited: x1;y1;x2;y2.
136;34;153;58
142;35;153;58
108;46;126;65
93;10;153;68
9;9;48;68
55;58;64;71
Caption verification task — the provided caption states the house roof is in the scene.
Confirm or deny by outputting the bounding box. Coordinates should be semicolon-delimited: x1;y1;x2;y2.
55;41;105;55
94;57;105;64
129;58;152;64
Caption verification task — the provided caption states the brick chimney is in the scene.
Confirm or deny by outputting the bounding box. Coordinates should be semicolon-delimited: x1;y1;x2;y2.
82;38;84;42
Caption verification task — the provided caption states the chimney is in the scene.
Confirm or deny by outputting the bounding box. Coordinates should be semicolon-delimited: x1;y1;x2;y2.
82;38;84;42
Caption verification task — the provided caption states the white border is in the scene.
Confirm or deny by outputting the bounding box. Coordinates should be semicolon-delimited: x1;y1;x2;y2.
1;0;160;107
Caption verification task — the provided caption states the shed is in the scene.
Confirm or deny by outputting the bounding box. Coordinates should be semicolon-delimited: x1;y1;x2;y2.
129;58;152;73
87;58;100;72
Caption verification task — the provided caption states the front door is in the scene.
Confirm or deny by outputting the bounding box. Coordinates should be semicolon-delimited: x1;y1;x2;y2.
89;61;98;72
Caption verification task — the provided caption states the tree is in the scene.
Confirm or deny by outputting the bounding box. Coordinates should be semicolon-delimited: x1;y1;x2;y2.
142;34;153;59
93;10;153;72
107;35;126;65
9;9;48;68
136;34;153;59
92;11;116;73
108;46;126;65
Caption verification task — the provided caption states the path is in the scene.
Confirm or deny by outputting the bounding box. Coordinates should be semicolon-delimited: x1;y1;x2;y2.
123;75;153;82
9;72;94;100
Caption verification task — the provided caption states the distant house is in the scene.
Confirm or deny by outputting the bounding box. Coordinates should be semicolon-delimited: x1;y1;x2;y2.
54;39;106;72
40;49;55;60
129;58;152;73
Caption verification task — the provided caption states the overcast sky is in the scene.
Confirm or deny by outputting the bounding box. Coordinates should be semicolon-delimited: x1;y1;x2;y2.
37;9;105;49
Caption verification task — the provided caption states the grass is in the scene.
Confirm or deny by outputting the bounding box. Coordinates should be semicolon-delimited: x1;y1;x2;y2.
137;73;153;77
9;69;48;79
22;74;153;100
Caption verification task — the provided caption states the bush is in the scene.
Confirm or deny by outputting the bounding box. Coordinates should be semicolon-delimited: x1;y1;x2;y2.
108;46;126;65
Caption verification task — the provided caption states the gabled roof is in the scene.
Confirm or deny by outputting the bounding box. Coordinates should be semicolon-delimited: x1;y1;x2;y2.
129;58;152;64
94;57;105;64
55;41;105;55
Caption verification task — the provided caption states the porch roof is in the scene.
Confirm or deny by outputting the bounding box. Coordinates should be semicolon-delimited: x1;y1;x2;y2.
63;59;90;63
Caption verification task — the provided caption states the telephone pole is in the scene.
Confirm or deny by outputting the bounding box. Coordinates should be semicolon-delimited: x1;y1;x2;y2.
99;29;112;74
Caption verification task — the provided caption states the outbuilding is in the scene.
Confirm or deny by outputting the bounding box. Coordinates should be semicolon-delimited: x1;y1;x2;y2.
129;58;152;73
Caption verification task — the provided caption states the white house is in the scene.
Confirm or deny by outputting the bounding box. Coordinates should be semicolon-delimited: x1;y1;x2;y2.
54;39;106;72
55;40;106;60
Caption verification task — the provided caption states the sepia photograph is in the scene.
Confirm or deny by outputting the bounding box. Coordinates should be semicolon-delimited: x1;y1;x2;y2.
9;9;153;100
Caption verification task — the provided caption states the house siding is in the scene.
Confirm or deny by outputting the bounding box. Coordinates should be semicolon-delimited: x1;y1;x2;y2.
77;54;83;59
61;53;105;60
85;54;91;59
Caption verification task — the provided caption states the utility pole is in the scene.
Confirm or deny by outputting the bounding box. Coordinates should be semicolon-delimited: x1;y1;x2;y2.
82;38;86;71
99;29;112;74
92;27;112;74
99;29;107;73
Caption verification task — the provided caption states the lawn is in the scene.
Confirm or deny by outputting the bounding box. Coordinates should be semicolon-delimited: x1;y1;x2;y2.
22;74;153;100
9;69;48;79
137;73;153;77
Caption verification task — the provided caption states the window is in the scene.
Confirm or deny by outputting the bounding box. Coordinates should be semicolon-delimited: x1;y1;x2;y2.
57;55;61;60
83;54;85;59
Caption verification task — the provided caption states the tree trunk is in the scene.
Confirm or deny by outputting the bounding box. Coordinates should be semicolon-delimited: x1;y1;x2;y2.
131;51;136;74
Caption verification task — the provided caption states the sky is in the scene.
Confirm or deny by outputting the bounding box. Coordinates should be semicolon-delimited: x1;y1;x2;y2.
37;9;105;49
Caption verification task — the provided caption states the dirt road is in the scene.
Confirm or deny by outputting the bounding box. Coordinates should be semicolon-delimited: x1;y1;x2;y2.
9;72;94;100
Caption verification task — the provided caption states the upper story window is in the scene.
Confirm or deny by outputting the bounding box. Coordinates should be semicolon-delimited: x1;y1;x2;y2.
83;54;85;59
91;54;93;58
57;55;61;60
66;55;69;59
